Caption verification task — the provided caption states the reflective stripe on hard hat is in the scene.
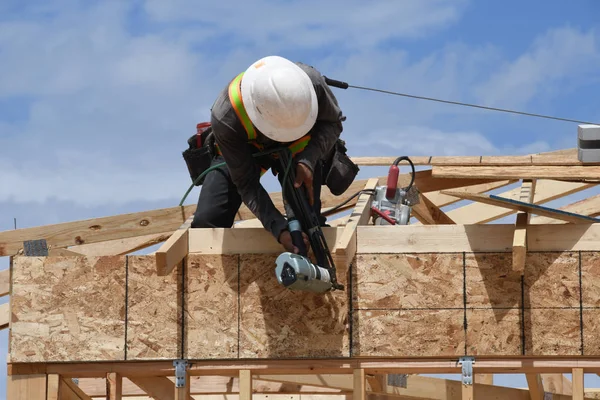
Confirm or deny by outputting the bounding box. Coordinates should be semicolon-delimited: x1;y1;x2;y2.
228;72;257;141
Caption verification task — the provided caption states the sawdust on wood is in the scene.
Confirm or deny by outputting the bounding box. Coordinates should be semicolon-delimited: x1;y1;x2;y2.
126;255;182;359
466;309;522;355
353;253;463;310
239;254;349;358
185;254;239;359
524;252;580;308
352;309;464;357
524;309;581;356
466;253;522;308
10;255;126;362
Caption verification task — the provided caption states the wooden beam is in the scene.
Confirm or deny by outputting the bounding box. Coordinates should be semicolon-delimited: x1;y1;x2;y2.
353;369;366;400
543;374;573;395
474;374;493;385
188;227;343;254
239;370;252;400
445;180;593;224
425;179;517;208
69;232;172;256
411;192;455;224
0;301;9;330
47;374;61;400
357;223;600;253
334;178;379;266
351;149;584;167
0;268;9;297
432;165;600;180
155;216;193;276
129;376;184;400
61;377;93;399
0;205;195;256
47;247;83;256
525;374;545;400
441;190;600;223
107;373;122;400
513;180;536;273
7;375;47;400
573;368;585;400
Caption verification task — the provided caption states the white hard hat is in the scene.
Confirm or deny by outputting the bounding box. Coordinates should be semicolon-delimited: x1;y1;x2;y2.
240;56;318;143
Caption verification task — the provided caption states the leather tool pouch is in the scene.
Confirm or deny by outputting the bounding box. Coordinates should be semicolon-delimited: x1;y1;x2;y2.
323;139;360;195
182;122;215;186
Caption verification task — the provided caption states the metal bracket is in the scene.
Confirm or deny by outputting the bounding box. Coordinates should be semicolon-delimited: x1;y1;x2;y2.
23;239;48;256
173;359;188;388
458;356;474;385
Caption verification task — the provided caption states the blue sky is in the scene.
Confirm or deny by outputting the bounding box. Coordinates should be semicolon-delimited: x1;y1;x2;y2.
2;0;600;396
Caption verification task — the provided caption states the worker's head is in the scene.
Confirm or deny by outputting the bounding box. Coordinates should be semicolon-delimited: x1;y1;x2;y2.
241;56;317;143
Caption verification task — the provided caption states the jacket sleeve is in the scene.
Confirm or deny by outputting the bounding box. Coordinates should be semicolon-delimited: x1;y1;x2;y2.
210;114;289;241
294;64;345;172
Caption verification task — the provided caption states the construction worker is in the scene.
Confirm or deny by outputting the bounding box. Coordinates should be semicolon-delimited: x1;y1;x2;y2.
191;55;349;254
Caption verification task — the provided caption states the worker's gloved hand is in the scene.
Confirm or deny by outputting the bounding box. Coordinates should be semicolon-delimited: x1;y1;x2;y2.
278;230;310;254
294;162;314;205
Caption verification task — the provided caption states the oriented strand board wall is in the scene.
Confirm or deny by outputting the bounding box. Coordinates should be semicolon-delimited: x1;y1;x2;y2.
352;251;599;357
10;256;127;362
9;250;600;362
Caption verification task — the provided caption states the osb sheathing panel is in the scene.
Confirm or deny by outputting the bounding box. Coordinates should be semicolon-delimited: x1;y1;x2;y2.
524;309;581;355
352;310;464;357
10;256;126;362
524;252;580;308
127;255;181;360
581;252;600;307
353;253;463;309
465;253;521;308
583;309;600;355
466;309;522;355
239;254;349;358
185;254;239;359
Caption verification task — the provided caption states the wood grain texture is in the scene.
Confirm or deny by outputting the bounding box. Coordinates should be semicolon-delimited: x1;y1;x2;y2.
239;254;349;358
465;253;522;308
433;165;600;180
466;309;522;355
127;255;181;360
10;256;126;362
524;252;580;308
581;252;600;308
352;309;464;357
524;309;581;356
353;253;463;309
0;205;195;256
185;254;239;359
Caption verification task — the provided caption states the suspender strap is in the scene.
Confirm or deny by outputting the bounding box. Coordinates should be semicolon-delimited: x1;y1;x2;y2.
228;72;257;140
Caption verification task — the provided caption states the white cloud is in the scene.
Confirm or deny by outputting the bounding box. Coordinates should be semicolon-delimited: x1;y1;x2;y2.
361;126;550;157
475;26;600;108
143;0;469;48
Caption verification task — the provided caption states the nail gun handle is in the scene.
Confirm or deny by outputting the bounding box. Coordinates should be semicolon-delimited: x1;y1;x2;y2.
290;229;308;256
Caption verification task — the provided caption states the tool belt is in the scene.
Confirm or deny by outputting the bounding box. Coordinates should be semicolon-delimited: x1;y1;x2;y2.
322;139;359;195
182;122;215;186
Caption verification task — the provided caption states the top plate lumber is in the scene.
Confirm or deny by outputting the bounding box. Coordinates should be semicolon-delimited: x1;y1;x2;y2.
0;205;196;257
440;191;600;224
432;165;600;181
352;148;593;167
